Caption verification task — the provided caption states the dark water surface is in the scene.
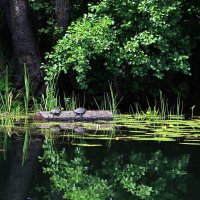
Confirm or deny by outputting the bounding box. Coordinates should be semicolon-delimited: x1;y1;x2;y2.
0;115;200;200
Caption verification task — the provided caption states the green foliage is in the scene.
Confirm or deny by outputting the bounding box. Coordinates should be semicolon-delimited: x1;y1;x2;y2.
0;66;14;113
29;0;59;36
42;14;116;88
43;0;191;89
40;79;58;111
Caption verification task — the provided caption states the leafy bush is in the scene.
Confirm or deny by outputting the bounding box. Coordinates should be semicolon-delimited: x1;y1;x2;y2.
43;0;191;89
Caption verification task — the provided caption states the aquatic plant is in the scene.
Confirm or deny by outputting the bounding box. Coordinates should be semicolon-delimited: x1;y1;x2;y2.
31;97;42;113
24;64;30;115
131;91;184;121
94;83;122;115
64;92;77;111
40;77;59;111
0;66;12;114
0;66;24;116
190;105;195;119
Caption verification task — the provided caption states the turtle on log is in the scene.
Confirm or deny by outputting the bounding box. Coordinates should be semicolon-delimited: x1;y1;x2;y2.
74;107;87;118
50;106;62;117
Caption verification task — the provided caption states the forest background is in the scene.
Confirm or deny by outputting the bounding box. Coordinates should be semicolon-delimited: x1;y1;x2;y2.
0;0;200;113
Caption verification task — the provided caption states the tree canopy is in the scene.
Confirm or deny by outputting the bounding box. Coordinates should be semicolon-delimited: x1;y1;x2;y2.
43;0;191;89
0;0;200;107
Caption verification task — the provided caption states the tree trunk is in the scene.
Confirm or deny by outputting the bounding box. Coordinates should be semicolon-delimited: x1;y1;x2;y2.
0;0;44;95
55;0;70;31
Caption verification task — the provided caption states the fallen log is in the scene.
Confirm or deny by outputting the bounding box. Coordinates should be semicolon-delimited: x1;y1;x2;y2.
35;110;113;122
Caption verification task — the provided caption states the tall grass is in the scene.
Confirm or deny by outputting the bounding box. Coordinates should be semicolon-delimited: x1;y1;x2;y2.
0;66;25;115
0;65;60;114
40;78;58;111
32;97;41;113
0;66;13;114
64;92;77;111
94;83;122;115
24;64;29;115
175;93;183;117
159;91;166;117
31;79;78;112
131;91;184;120
190;105;195;119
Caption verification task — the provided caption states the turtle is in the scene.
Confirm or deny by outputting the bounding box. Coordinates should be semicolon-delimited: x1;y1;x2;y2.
50;106;62;117
74;107;87;118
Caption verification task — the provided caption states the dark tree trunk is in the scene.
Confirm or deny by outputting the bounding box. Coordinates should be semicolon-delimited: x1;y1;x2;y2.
0;0;44;95
55;0;70;31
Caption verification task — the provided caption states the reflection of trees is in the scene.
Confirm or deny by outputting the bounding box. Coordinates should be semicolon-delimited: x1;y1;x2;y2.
42;139;190;200
42;138;112;200
102;151;189;200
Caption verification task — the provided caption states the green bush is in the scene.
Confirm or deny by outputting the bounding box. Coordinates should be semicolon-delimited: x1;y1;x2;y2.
43;0;191;89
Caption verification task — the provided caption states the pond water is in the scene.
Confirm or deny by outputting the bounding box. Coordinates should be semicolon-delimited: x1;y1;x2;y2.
0;114;200;200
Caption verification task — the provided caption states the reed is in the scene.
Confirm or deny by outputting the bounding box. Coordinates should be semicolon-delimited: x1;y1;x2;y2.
159;90;168;119
40;78;58;111
64;92;77;111
63;94;70;110
190;105;195;119
0;66;24;115
94;83;122;115
0;66;13;114
12;96;23;116
130;91;184;121
24;64;30;115
31;97;42;113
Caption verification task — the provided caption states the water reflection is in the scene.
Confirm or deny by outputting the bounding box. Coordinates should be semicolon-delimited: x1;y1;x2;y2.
0;116;200;199
0;124;42;200
39;137;199;200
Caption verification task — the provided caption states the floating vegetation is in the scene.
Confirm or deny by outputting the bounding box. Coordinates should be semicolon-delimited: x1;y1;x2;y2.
71;143;103;147
0;113;200;146
179;143;200;146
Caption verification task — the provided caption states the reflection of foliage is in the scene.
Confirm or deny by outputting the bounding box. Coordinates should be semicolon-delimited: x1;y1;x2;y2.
102;151;189;200
41;138;189;200
41;138;112;200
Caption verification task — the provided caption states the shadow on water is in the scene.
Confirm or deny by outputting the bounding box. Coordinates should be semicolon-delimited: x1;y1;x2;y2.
0;114;200;199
